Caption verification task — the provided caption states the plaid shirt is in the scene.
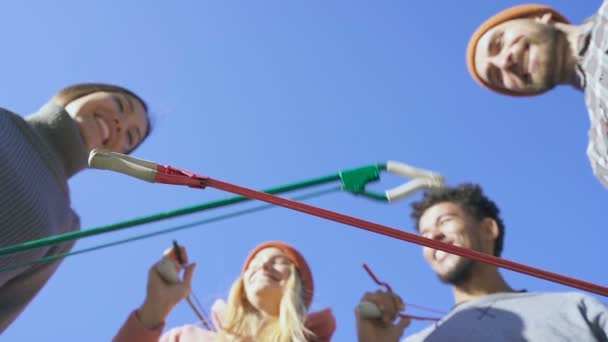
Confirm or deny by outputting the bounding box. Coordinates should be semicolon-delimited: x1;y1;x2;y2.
580;1;608;188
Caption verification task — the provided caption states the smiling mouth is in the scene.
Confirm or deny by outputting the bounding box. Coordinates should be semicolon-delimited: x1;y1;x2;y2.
520;43;531;83
260;271;281;282
434;241;455;262
94;114;111;145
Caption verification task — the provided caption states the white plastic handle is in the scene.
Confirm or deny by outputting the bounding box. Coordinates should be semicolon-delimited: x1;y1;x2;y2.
384;161;445;202
155;258;180;283
386;161;440;179
358;300;382;319
385;177;437;202
88;149;158;183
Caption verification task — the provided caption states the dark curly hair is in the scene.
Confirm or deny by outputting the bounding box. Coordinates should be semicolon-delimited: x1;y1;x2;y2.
410;183;505;257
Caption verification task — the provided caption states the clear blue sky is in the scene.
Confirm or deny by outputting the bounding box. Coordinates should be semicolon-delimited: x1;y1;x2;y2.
1;1;606;340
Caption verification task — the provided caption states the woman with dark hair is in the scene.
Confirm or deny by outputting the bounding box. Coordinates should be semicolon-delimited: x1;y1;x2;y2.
0;83;151;332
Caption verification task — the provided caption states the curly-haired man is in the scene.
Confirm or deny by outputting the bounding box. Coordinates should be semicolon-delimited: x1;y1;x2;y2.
356;183;608;341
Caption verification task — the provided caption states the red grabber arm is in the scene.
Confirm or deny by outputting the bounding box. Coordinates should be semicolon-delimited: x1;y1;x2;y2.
88;149;608;298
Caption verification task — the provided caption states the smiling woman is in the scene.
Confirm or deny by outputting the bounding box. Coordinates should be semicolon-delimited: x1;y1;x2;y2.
53;83;150;154
0;83;151;333
114;241;336;342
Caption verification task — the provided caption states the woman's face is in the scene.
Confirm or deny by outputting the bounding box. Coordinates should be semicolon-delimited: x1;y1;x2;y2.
64;91;148;154
243;247;293;310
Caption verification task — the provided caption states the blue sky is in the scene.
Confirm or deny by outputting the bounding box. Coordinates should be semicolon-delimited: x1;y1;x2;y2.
1;1;606;340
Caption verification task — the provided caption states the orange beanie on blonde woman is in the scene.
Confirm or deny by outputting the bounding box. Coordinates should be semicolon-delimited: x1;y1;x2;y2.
466;4;570;96
242;241;336;341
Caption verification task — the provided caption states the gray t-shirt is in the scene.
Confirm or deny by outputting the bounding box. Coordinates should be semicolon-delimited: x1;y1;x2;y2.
404;292;608;342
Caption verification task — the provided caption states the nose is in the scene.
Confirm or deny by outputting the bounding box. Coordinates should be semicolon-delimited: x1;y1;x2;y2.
428;229;446;242
113;117;122;133
491;49;518;74
492;50;514;70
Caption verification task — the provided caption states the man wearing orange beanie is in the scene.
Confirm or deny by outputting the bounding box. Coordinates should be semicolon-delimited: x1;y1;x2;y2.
466;3;608;189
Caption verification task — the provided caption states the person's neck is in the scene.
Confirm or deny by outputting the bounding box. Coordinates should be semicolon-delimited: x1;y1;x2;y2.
555;22;591;88
252;300;280;318
26;101;88;178
451;265;513;305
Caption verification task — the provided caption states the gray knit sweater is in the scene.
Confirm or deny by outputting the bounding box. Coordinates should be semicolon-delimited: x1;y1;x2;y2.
0;101;87;333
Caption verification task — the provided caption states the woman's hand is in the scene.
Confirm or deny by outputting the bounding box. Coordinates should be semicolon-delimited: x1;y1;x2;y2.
137;246;197;329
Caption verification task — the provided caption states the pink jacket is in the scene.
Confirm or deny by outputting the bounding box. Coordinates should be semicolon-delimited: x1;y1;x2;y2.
113;300;336;342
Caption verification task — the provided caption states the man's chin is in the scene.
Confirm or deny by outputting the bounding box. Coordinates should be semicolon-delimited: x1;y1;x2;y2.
528;76;556;94
436;259;475;285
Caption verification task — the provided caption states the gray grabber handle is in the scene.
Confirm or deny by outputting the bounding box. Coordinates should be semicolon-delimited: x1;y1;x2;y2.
88;148;158;182
357;300;382;319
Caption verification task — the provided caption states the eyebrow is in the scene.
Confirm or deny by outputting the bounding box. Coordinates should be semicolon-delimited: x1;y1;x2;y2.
432;213;457;229
485;65;495;85
487;32;496;55
487;63;503;87
113;95;124;113
125;94;135;113
483;31;503;84
248;255;266;267
251;254;290;264
134;127;142;145
435;213;447;225
488;30;503;55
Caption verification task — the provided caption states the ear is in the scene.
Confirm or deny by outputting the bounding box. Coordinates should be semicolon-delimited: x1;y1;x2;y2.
535;12;553;24
480;217;499;252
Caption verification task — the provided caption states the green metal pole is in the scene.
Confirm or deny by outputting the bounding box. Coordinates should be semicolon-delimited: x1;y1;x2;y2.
0;186;342;273
0;163;386;257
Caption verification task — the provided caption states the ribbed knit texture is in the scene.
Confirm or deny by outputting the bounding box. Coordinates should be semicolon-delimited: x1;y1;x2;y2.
0;101;87;333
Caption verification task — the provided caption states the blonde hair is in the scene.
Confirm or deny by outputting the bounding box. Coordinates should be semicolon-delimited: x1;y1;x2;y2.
52;82;151;153
217;266;314;342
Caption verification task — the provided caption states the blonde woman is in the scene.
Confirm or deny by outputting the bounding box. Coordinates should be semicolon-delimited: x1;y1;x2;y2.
0;83;150;332
115;241;336;341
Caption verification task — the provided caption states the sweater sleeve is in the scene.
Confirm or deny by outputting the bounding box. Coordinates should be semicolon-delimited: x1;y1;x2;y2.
0;107;85;333
113;310;165;342
0;211;79;333
305;308;337;342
